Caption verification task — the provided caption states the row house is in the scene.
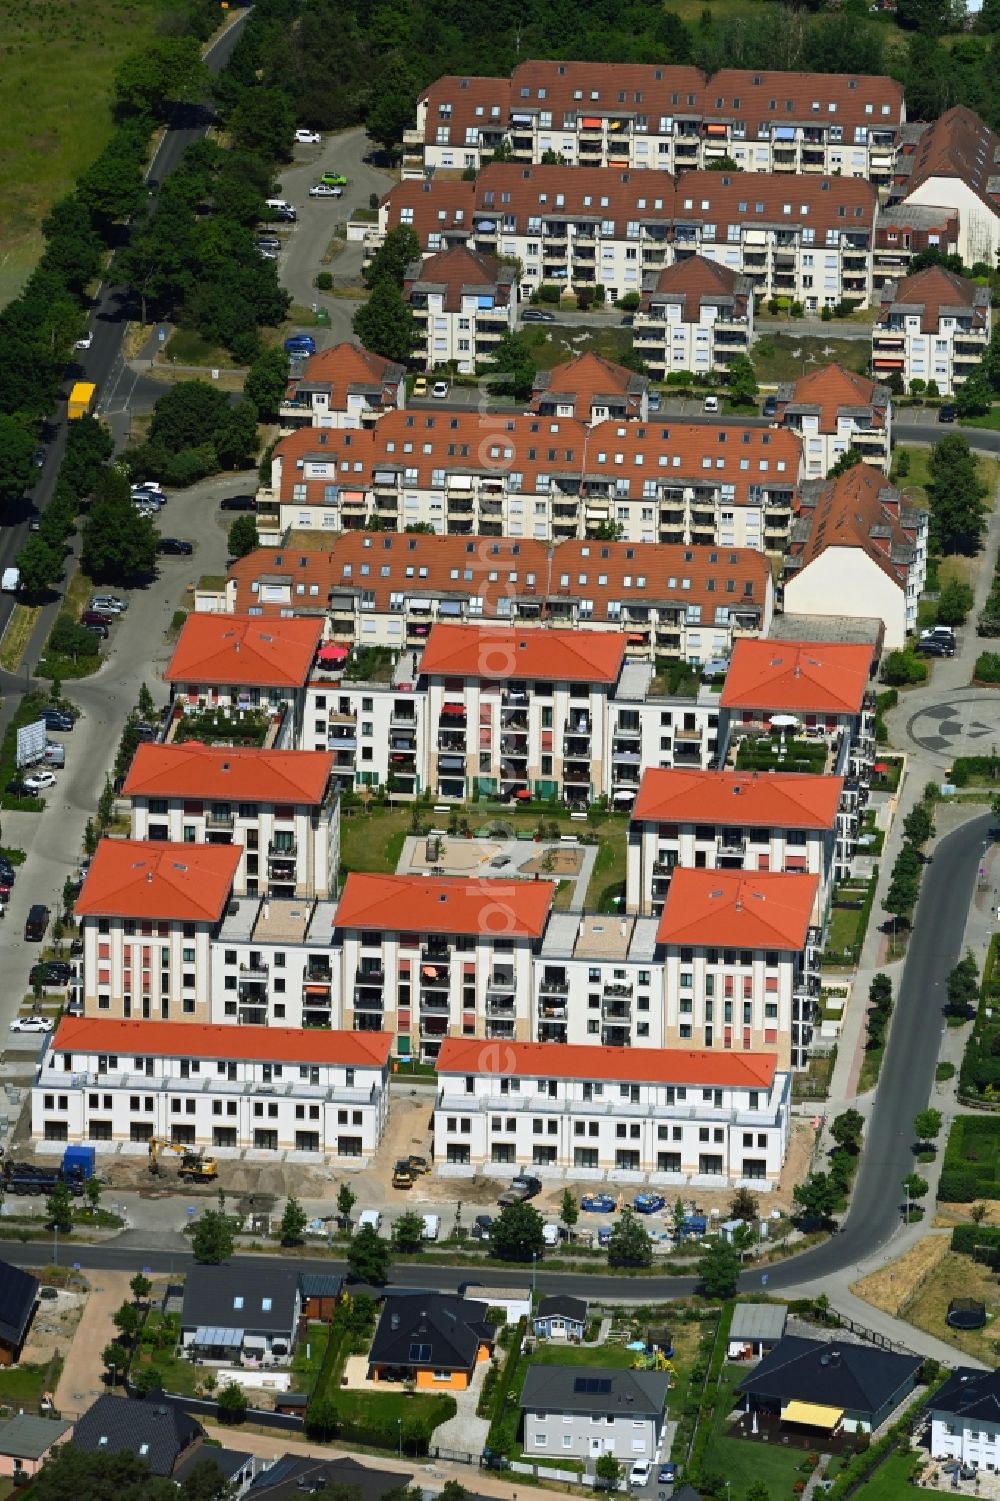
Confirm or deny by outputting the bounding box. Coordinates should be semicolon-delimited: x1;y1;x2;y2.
164;613;324;750
887;106;1000;270
783;464;928;648
872;265;991;397
122;743;341;902
774;364;892;480
380;164;878;310
432;1038;790;1185
404;62;903;185
77;839;242;1022
333;873;554;1064
32;1018;390;1162
402;246;517;373
656;868;822;1070
254;411;803;552
278;342;406;434
529;352;649;423
626;767;843;920
635;256;753;379
719;636;877;806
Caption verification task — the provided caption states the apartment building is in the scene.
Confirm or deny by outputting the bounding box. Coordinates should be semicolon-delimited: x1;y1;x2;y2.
210;892;340;1031
774;364;891;480
719;637;877;799
404;62;903;184
380;164;877;309
872;265;991;396
403;246;517;373
278;342;406;434
77;839;242;1022
528;352;649;422
635;256;753;379
164;613;323;749
254;410;803;551
31;1018;391;1161
873;203;959;289
333;873;554;1062
656;867;821;1069
888;105;1000;268
433;1037;790;1184
784;464;928;647
122;743;341;901
626;767;843;920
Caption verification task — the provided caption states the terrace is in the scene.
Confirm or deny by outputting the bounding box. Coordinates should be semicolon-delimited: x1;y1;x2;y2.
167;705;282;749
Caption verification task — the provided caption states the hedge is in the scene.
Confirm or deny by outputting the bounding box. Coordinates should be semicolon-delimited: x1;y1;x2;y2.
938;1168;983;1202
485;1315;527;1455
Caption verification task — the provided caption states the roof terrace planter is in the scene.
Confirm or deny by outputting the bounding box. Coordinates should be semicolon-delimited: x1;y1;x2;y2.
172;708;274;747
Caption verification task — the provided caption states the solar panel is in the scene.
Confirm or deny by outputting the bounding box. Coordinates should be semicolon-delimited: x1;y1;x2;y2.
573;1377;612;1394
409;1342;432;1362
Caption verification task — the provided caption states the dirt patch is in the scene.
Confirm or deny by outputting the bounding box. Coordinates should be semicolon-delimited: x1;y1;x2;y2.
20;1288;84;1369
851;1235;950;1318
522;848;583;876
855;1247;1000;1366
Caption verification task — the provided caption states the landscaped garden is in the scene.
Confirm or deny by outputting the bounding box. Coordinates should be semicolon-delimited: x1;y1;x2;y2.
940;1112;1000;1202
822;874;878;968
172;707;274;746
954;937;1000;1114
735;734;831;776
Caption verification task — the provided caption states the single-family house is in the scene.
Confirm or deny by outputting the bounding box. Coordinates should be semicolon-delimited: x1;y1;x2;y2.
0;1414;73;1479
72;1394;203;1477
736;1337;920;1434
727;1303;789;1360
930;1368;1000;1471
174;1444;256;1498
181;1266;302;1366
368;1293;494;1390
0;1261;39;1366
245;1455;414;1501
533;1295;588;1342
519;1366;669;1462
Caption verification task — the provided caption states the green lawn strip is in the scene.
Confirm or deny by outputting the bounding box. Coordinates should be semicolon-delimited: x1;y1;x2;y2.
528;1341;635;1368
751;334;869;385
698;1361;807;1496
291;1321;330;1387
857;1450;950;1500
941;1114;1000;1198
0;1361;54;1405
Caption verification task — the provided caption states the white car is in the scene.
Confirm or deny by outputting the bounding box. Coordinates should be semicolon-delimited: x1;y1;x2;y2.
10;1017;53;1034
24;771;56;792
431;380;449;399
295;128;321;144
75;331;93;351
629;1462;652;1489
309;182;342;198
91;596;127;614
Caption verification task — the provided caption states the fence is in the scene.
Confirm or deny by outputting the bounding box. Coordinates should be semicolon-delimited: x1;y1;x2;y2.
124;1379;307;1434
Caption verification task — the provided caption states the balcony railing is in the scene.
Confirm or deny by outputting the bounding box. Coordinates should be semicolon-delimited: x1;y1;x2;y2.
539;976;568;994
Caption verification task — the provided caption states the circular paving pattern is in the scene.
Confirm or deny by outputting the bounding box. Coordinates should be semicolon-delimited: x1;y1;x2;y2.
905;691;1000;763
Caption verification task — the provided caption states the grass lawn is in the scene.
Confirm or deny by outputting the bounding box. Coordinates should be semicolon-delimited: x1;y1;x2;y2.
0;1361;56;1406
530;1342;636;1368
0;603;40;673
942;1115;1000;1199
0;0;174;305
339;804;412;875
699;1362;809;1497
752;334;869;386
826;902;865;958
334;1386;455;1430
860;1450;953;1500
524;324;635;372
132;1342;203;1397
164;328;243;369
291;1321;329;1387
36;566;102;682
585;822;627;910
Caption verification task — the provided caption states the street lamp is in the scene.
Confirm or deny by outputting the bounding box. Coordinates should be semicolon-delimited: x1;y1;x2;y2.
531;1251;537;1300
397;1416;402;1460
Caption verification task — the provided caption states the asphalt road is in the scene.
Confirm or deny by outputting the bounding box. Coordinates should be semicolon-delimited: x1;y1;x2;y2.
0;13;250;642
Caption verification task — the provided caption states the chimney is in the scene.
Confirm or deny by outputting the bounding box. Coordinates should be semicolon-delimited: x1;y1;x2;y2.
147;871;153;884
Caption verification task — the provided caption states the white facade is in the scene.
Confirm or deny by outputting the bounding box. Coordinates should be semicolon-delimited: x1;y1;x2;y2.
783;545;912;649
210;896;339;1031
902;176;1000;268
82;911;218;1023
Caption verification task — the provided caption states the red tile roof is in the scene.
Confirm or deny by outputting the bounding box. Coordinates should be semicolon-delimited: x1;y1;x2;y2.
786;463;918;589
75;839;241;922
293;341;404;410
436;1036;777;1089
404;245;513;313
632;768;843;830
706;68;902;137
640;255;751;321
165;614;323;688
779;363;887;435
902;105;1000;214
52;1016;392;1068
530;352;645;417
721;638;873;715
418;623;626;683
656;867;818;949
335;872;554;938
876;265;989;336
122;743;334;805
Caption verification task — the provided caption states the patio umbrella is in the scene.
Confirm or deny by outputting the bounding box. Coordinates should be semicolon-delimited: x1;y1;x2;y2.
873;761;889;773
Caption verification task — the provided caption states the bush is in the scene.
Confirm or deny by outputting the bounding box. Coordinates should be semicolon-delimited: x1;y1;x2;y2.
894;448;910;477
938;1168;981;1202
316;271;333;291
49;617;99;660
616;291;641;310
974;652;1000;684
881;650;928;686
533;284;561;305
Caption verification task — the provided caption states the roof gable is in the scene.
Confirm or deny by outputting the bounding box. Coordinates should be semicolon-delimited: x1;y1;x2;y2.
418;623;626;683
656;868;818;950
632;768;843;830
74;839;241;922
720;638;873;714
335;872;554;938
165;614;322;688
737;1336;920;1415
122;744;334;805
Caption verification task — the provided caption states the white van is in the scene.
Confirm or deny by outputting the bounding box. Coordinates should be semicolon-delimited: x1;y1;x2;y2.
265;198;292;213
703;394;719;413
421;1214;440;1241
357;1209;382;1233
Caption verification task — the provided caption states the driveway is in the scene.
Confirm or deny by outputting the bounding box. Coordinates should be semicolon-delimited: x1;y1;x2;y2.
53;1269;132;1419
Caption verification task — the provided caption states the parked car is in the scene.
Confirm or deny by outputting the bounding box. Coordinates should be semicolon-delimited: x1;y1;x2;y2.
629;1462;652;1489
24;904;50;940
472;1214;493;1240
24;771;56;793
220;494;256;511
75;331;93;351
412;376;428;396
938;404;957;423
916;637;954;657
5;777;30;797
703;394;719;413
284;334;316;355
309;182;343;197
271;205;297;223
83;622;109;640
581;1193;616;1213
319;172;349;186
42;743;65;767
32;445;46;467
648;391;661;412
762;394;777;418
921;626;955;642
133;722;158;742
9;1017;53;1034
29;963;71;988
295;128;321;144
522;308;556;323
90;595;127;614
80;610;113;627
431;380;449;399
41;710;74;732
157;538;194;556
657;1463;678;1484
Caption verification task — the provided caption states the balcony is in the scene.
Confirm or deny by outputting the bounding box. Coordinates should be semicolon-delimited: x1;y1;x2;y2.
538;1020;568;1042
419;993;451;1013
486;1019;516;1039
604;981;633;998
308;959;333;984
268;837;297;860
717;835;747;863
538;1001;568;1020
539;974;568;994
353;990;384;1012
601;1026;631;1047
206;808;235;830
355;966;384;988
486;994;516;1015
489;969;515;992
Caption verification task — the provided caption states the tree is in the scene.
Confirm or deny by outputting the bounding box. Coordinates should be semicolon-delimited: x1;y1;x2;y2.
928;434;989;555
147;379;230;451
0;414;37;502
903;1172;929;1201
487;330;539;400
112;1301;140;1340
101;1341;124;1380
130;1271;152;1301
191;1209;234;1264
367;57;422;151
244;346;290;422
706;154;741;171
491;1202;545;1262
793;1171;840;1225
216;1380;247;1424
392;1210;426;1252
595;1453;623;1492
914;1108;943;1146
227;514;260;561
353;279;419;363
936;577;975;626
745;1483;772;1501
82;466;157;584
337;1181;357;1226
947;952;980;1017
46;1179;73;1233
16;534;62;599
347;1222;391;1284
903;801;934;846
607;1207;652;1269
365;226;423;291
280;1196;308;1246
955;367;992;420
114;38;208;121
85;1175;103;1215
25;1444;180;1500
698;1238;741;1298
827;446;864;478
729;1186;759;1222
726;353;758;406
214;399;260;471
230;86;295;161
560;1188;579;1239
40;195;104;295
830;1108;865;1154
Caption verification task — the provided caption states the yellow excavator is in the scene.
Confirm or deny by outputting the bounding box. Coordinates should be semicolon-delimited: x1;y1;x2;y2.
148;1138;218;1183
